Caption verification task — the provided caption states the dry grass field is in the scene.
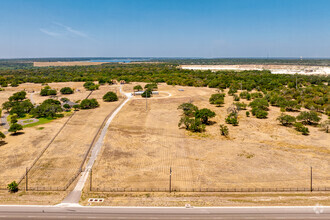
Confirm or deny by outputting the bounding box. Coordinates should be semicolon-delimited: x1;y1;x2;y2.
91;83;329;191
81;191;330;206
0;83;123;189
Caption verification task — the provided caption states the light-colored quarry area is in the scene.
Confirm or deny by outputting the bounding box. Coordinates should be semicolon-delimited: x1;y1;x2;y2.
180;65;330;75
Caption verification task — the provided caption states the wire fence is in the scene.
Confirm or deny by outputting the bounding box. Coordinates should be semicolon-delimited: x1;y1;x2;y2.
90;186;330;193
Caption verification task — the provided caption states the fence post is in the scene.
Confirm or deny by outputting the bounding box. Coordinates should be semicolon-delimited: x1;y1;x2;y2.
90;169;92;191
25;167;28;192
310;166;313;192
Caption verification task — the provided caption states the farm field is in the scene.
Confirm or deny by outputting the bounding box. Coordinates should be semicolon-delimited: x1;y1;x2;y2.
91;83;329;191
0;83;123;189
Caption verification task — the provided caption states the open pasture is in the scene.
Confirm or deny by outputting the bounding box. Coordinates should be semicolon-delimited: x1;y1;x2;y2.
91;83;329;191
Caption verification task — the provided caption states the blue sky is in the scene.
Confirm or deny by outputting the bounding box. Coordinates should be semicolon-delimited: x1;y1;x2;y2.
0;0;329;58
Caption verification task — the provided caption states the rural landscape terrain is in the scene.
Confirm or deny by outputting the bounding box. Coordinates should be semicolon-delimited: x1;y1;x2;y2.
0;59;329;206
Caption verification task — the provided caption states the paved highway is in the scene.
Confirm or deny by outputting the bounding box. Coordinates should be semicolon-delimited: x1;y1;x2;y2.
0;206;329;219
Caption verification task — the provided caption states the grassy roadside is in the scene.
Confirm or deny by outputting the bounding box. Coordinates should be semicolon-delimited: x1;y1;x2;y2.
0;190;67;205
80;191;330;206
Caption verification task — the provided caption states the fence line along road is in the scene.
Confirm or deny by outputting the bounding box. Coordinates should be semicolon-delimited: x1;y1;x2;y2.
91;187;330;193
17;91;93;185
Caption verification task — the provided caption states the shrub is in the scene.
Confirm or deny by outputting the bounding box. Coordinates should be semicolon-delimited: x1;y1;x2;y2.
209;93;225;106
220;124;229;136
228;87;237;96
60;87;74;94
233;94;240;101
251;108;268;119
178;116;205;132
296;111;321;125
276;114;296;126
250;92;263;99
225;113;239;126
80;98;99;109
249;98;269;111
7;181;18;193
103;92;118;102
234;102;247;110
246;111;250;117
294;122;309;135
40;86;57;96
60;97;70;102
320;120;330;133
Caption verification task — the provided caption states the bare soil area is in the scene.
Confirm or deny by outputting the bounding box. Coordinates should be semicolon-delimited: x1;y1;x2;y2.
91;83;329;191
180;65;330;75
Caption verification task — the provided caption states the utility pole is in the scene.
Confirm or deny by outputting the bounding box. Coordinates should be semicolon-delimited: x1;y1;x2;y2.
169;167;172;193
310;166;313;192
26;167;28;191
90;168;92;191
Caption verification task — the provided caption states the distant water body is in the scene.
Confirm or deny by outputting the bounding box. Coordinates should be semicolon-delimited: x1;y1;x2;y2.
89;59;150;63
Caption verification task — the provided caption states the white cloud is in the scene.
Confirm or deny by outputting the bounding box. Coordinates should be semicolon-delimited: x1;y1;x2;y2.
53;22;88;38
40;28;61;37
40;22;89;39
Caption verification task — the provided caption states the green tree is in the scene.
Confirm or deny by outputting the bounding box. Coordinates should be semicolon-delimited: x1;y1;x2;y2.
134;85;143;91
141;89;152;98
195;108;215;124
10;115;18;124
144;83;158;90
249;98;269;111
178;103;198;117
251;108;268;119
63;104;71;111
73;104;80;111
9;91;26;102
80;99;99;109
8;123;23;134
83;81;99;91
276;114;296;126
296;111;321;125
60;87;74;94
103;92;118;102
209;93;225;106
